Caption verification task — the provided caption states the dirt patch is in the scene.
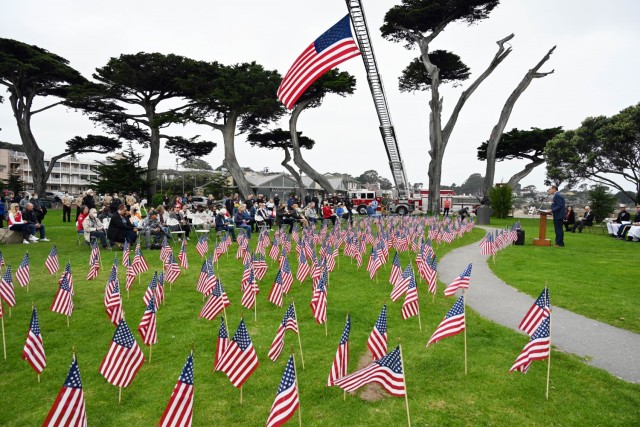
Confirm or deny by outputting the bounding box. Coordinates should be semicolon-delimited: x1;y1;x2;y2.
356;352;388;402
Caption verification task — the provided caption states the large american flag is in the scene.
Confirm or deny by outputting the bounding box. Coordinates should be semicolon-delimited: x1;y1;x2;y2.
99;319;145;387
159;352;194;427
22;307;46;374
42;355;87;427
327;314;350;386
333;346;406;397
510;316;551;373
214;317;229;372
266;354;300;427
138;296;157;346
0;265;16;307
268;303;299;362
401;270;419;320
444;263;473;297
50;274;73;317
45;245;59;274
519;288;550;336
427;295;466;347
277;15;360;109
367;305;388;362
214;318;259;388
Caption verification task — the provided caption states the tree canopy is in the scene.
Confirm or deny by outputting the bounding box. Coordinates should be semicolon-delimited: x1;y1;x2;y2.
399;51;470;92
69;52;214;197
477;126;562;188
180;61;284;198
181;159;213;171
381;0;500;45
545;104;640;202
246;128;314;151
91;145;148;195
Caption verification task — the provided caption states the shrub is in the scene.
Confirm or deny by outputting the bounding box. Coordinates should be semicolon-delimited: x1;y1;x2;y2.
488;185;513;219
588;185;617;221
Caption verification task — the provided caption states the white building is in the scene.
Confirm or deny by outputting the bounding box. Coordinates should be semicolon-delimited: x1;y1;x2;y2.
1;149;102;194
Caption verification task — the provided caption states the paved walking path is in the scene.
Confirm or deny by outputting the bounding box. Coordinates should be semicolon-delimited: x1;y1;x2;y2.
438;228;640;383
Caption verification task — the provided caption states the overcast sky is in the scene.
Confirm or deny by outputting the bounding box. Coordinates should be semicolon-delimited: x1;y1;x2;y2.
2;0;639;192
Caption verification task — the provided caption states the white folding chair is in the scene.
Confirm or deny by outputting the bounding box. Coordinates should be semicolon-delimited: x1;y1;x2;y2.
191;217;210;241
166;217;186;244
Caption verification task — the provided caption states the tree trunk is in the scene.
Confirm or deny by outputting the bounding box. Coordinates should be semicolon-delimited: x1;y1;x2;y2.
507;159;545;189
281;147;306;200
419;34;514;213
482;46;556;196
146;126;161;198
219;113;255;199
289;99;335;194
10;91;49;195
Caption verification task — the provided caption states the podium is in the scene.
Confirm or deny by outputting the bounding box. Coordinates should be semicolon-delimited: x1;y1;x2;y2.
533;211;552;246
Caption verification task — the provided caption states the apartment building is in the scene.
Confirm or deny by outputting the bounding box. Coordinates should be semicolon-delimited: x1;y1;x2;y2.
1;149;102;194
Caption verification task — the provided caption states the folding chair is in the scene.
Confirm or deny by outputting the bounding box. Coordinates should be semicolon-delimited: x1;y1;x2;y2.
191;217;211;241
166;218;186;244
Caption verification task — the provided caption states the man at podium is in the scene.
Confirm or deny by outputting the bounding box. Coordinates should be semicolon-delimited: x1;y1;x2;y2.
545;185;566;247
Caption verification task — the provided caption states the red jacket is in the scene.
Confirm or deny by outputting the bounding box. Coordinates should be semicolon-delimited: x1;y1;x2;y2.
322;205;334;219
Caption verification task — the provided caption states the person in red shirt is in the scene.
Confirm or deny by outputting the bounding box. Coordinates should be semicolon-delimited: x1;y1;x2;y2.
443;198;451;217
8;203;37;244
76;205;89;232
322;201;337;226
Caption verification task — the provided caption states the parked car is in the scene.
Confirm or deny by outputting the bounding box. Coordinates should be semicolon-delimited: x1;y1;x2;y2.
191;196;208;208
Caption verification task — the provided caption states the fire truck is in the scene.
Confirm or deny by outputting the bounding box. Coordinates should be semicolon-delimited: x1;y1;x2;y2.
388;190;478;215
347;189;383;215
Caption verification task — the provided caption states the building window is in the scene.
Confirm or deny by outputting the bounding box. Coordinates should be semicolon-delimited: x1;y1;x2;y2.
80;164;88;170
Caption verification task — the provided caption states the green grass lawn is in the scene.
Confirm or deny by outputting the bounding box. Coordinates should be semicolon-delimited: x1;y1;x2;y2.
0;212;638;426
487;217;640;333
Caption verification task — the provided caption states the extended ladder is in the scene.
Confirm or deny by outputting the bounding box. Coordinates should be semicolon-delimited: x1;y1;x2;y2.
346;0;410;197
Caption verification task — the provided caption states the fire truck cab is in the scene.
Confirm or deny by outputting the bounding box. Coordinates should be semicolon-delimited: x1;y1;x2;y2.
388;189;459;215
347;189;383;215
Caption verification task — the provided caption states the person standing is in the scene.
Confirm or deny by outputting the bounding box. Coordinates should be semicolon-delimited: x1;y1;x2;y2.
443;198;451;217
62;192;72;222
547;185;566;247
75;192;84;220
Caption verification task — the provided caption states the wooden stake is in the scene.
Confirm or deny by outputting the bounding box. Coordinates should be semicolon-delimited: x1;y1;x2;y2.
546;306;552;401
1;315;6;361
254;299;257;322
324;320;328;337
398;343;411;427
290;350;302;427
149;345;153;364
240;385;243;405
38;373;40;383
66;315;70;328
119;386;122;403
292;301;305;369
463;292;468;375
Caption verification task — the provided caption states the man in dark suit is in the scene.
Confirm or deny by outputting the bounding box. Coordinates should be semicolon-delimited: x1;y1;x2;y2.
548;185;566;246
572;206;594;233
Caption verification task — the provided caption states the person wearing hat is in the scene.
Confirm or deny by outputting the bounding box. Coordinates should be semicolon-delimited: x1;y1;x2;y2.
138;210;165;249
608;204;631;236
214;208;236;241
82;189;96;210
616;204;639;239
82;207;108;247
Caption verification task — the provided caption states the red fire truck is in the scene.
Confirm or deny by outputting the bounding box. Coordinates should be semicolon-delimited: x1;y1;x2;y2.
347;189;383;215
388;190;477;215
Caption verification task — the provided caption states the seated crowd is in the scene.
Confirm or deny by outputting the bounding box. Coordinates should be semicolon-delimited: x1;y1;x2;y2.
606;204;640;242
